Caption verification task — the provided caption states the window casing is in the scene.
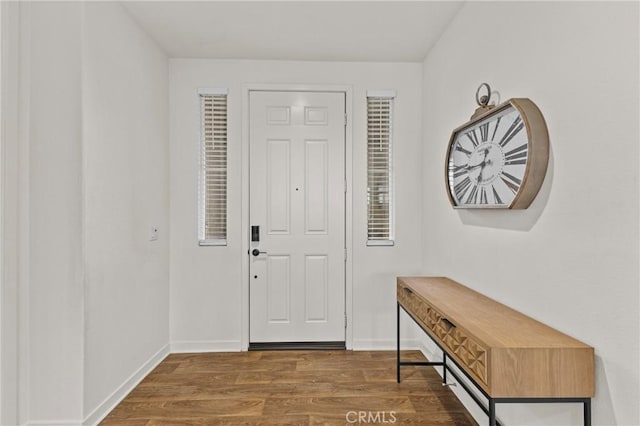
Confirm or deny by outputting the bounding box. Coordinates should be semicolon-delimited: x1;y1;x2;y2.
366;91;395;246
198;89;228;246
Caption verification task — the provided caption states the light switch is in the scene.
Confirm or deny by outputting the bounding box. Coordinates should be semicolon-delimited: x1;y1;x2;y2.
149;225;159;241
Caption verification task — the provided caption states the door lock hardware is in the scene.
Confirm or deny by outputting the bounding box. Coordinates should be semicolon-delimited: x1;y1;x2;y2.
251;248;267;257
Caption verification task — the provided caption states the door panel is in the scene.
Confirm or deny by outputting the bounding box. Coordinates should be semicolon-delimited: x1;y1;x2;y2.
249;91;345;343
305;140;328;234
304;255;328;322
267;140;290;234
267;255;290;323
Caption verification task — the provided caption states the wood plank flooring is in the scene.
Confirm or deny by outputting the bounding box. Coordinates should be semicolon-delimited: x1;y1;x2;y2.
101;350;477;425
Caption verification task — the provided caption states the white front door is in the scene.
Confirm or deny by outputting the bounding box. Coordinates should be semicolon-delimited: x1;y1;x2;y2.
249;91;346;343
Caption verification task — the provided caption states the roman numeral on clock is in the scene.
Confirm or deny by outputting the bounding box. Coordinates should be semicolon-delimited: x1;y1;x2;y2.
499;116;524;147
454;176;472;201
455;144;472;156
479;187;488;204
466;130;479;147
451;164;467;179
504;143;528;166
500;171;522;194
505;159;527;166
466;183;479;204
479;122;489;142
491;117;501;141
491;185;503;204
453;168;467;178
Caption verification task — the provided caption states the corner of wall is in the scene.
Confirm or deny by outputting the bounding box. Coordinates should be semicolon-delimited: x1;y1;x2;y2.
82;345;169;426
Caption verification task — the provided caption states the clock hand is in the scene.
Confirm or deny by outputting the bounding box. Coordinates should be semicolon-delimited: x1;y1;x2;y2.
464;161;486;171
476;149;493;184
465;148;491;171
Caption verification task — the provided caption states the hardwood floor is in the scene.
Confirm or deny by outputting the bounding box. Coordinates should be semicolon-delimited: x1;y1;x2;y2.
101;350;477;425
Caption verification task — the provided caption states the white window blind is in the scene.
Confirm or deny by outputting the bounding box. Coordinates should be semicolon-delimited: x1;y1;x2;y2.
199;90;228;246
367;92;395;246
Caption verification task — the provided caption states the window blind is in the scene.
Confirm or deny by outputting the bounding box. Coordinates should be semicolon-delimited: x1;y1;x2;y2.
367;93;395;246
199;91;228;245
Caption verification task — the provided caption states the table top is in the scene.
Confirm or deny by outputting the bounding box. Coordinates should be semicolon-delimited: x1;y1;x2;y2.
398;276;592;350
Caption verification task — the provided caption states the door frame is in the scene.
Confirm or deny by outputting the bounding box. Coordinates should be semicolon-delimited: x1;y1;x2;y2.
1;2;22;423
241;84;353;350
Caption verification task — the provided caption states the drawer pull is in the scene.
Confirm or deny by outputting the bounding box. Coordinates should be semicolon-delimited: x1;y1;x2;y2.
442;318;456;328
403;287;413;295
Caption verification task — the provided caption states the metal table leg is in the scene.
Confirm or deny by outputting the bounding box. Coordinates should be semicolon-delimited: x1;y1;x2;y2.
584;399;591;426
443;352;447;384
396;303;401;383
489;399;496;426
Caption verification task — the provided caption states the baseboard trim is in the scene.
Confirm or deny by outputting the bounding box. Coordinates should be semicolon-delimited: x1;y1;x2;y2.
170;340;242;353
28;421;82;426
82;344;170;426
414;338;440;362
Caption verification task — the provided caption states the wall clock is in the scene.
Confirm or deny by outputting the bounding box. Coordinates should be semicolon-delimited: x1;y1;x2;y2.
445;84;549;209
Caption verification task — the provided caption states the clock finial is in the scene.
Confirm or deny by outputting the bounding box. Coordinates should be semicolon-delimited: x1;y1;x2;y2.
475;83;491;107
471;83;494;120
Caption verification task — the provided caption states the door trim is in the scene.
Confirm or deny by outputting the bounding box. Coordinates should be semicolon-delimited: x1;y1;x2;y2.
241;84;353;350
1;2;22;423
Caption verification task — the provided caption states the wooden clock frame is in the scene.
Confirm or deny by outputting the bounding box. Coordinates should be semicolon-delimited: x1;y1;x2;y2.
445;98;550;209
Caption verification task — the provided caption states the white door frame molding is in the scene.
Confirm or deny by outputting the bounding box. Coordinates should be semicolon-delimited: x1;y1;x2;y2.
1;2;22;424
241;84;353;350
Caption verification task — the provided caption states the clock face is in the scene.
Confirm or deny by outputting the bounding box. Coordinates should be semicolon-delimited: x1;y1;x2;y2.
447;104;529;207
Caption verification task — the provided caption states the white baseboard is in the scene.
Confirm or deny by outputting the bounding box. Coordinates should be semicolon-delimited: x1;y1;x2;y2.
170;340;242;353
82;344;170;426
413;337;441;361
28;421;82;426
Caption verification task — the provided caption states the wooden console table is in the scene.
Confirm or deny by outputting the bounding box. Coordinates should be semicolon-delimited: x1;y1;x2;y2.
396;276;594;426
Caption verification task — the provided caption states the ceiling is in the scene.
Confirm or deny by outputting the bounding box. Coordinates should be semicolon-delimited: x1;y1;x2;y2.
121;1;464;62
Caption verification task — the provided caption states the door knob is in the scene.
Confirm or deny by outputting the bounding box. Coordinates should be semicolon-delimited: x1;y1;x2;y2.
251;248;267;257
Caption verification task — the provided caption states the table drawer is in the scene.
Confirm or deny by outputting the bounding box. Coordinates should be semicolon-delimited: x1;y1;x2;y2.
397;283;488;387
397;284;429;324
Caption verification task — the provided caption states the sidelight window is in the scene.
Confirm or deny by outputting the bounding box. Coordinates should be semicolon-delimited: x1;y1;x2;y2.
198;89;228;246
366;91;395;246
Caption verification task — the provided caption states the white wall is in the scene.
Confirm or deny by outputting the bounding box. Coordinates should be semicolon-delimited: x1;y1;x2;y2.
25;2;85;422
421;2;639;426
169;60;424;351
4;2;170;424
82;2;170;422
